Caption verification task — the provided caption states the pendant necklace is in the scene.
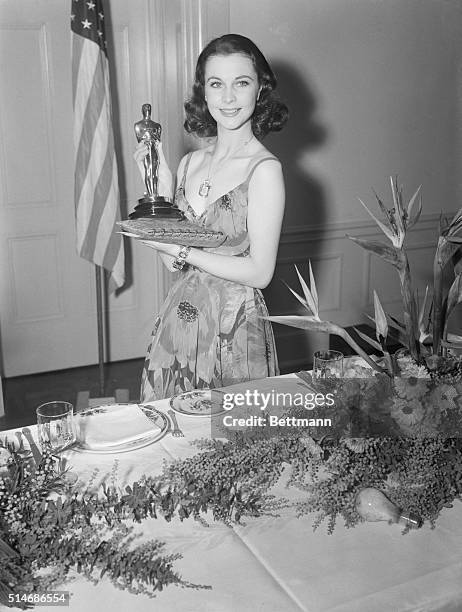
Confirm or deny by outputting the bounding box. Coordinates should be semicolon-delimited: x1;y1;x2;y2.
198;136;254;198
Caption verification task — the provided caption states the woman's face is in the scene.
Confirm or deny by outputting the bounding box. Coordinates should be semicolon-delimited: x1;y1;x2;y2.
203;53;260;132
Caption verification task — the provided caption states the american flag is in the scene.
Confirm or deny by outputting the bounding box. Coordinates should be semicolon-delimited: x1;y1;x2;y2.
71;0;125;291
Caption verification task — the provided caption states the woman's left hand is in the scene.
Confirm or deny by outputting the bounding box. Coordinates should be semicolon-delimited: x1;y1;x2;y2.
140;240;179;257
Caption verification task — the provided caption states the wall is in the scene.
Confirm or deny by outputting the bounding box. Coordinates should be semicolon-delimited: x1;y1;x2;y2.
227;0;462;367
1;0;461;376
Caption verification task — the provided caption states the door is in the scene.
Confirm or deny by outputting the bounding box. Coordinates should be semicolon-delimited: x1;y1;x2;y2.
0;0;227;376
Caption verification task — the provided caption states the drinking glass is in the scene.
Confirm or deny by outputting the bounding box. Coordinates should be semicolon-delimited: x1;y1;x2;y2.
313;350;344;379
36;401;76;453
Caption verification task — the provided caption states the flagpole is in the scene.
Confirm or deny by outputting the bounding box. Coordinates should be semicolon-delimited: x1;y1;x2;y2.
95;265;105;397
72;0;125;403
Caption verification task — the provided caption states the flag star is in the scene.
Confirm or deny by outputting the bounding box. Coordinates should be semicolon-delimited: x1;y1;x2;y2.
87;1;95;8
97;30;103;37
71;14;75;21
98;12;104;19
81;19;92;29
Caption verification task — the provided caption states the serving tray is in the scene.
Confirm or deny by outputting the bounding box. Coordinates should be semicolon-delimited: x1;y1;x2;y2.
117;218;225;247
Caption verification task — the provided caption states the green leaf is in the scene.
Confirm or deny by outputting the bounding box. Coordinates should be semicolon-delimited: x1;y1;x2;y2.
446;207;462;234
406;185;422;229
282;280;309;311
445;274;462;320
352;326;383;352
347;236;401;268
308;261;319;314
357;198;395;243
390;176;399;212
406;184;421;217
373;291;388;340
294;264;319;317
373;189;389;220
390;176;405;238
435;236;455;268
389;314;405;330
263;315;333;333
418;286;430;331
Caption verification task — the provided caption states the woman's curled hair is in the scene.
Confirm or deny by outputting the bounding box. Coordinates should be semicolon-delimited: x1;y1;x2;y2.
184;34;288;139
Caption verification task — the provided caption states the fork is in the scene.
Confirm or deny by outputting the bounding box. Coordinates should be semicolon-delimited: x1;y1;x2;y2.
167;410;184;437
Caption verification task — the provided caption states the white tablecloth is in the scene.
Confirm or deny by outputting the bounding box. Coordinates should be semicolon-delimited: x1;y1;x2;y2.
2;376;462;612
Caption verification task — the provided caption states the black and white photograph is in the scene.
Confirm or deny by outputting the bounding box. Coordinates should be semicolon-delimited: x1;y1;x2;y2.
1;1;462;610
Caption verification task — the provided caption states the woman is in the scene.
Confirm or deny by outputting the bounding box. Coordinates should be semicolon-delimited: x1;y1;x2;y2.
135;33;288;402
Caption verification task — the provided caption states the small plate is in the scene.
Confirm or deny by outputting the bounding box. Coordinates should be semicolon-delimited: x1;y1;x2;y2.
73;405;169;454
169;390;226;418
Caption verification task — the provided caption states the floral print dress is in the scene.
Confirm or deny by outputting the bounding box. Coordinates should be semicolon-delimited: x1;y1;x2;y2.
139;153;279;402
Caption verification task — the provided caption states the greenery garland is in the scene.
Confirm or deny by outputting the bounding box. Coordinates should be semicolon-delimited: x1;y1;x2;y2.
0;441;206;609
2;421;462;608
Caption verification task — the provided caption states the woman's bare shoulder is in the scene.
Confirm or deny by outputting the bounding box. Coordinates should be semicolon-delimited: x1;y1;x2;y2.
251;141;280;165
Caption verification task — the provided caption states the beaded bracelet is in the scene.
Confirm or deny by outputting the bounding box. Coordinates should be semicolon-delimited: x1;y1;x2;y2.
172;245;191;271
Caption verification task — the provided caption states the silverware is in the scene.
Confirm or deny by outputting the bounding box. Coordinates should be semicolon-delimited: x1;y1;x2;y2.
167;410;184;437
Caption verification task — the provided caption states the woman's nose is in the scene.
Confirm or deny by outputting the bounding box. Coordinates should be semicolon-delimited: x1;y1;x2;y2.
222;85;236;103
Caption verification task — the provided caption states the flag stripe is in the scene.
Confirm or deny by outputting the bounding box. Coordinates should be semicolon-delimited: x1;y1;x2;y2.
76;69;111;250
74;50;106;221
71;0;124;291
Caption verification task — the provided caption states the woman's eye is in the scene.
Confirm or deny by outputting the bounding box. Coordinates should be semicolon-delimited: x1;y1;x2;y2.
209;81;221;88
236;80;250;87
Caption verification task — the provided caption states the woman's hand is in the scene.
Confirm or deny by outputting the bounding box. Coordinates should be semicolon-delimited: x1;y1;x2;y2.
133;140;173;199
140;240;184;273
140;240;178;257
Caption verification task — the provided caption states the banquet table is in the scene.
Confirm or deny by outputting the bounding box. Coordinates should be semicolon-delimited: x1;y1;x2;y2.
2;375;462;612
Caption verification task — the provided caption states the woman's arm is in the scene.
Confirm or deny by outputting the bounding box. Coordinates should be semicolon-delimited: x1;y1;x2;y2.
156;155;189;271
143;159;285;288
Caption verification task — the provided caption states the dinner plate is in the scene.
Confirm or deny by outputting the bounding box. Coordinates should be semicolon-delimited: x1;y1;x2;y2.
169;389;226;417
73;404;169;454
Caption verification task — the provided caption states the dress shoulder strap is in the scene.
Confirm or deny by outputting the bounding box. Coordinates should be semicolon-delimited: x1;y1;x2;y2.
245;156;279;183
179;152;194;188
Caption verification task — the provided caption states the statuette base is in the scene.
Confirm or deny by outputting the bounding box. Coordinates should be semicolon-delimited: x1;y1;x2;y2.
129;196;184;220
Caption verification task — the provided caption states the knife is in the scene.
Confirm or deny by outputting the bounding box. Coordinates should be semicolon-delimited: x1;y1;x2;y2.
21;427;42;465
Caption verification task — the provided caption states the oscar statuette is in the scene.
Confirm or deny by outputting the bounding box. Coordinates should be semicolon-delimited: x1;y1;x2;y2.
129;103;184;219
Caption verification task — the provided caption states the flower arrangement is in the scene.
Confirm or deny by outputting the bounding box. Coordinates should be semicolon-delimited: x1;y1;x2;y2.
266;178;462;378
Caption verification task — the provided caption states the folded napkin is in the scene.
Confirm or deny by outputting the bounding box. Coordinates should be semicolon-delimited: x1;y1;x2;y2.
76;404;158;450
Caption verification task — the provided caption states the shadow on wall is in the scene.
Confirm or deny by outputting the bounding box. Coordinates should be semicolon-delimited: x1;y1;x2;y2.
264;61;328;307
265;60;328;230
263;61;330;370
